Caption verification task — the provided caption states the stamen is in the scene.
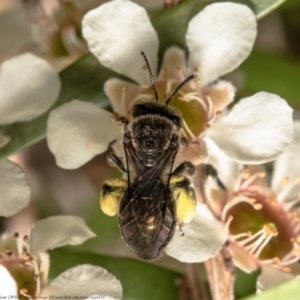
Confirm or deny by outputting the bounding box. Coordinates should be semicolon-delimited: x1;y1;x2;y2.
282;177;290;184
216;110;222;117
225;215;233;233
245;224;277;258
165;78;178;96
20;288;32;300
5;249;12;256
193;67;199;72
121;85;128;115
181;92;208;110
253;203;263;210
204;93;214;120
241;172;265;189
232;231;252;240
182;119;197;140
283;197;300;211
237;227;266;247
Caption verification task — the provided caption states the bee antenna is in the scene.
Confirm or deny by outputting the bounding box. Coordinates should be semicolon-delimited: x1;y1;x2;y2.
166;74;197;105
141;51;158;102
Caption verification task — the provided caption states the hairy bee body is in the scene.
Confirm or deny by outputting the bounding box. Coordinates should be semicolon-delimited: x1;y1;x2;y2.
100;52;197;260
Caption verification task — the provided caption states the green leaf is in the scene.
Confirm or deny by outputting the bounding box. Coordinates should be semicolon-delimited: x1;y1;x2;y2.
0;0;286;158
242;278;300;300
49;248;181;300
235;269;260;299
250;0;285;19
239;49;300;109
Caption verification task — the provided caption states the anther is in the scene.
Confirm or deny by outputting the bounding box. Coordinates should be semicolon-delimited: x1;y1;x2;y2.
5;249;12;256
34;274;40;280
282;177;289;184
259;172;266;178
205;123;210;129
23;235;29;242
253;203;263;210
273;257;280;264
225;215;234;232
142;64;147;70
296;177;300;183
216;111;222;117
283;267;291;273
242;170;250;179
13;232;19;238
193;67;199;72
122;86;128;93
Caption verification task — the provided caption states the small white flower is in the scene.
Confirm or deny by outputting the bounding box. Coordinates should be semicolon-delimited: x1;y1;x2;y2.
47;0;293;170
0;53;61;125
0;216;122;299
199;121;300;287
0;158;31;217
0;53;61;216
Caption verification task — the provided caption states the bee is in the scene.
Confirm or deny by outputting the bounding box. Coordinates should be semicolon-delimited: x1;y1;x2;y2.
100;52;197;260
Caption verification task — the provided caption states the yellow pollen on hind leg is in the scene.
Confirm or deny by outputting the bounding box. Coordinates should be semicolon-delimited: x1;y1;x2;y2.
170;175;196;224
100;178;127;216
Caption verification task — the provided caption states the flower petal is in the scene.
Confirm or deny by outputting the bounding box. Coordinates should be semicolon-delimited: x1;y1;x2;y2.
0;159;31;217
29;215;96;254
257;265;296;292
0;265;18;296
272;121;300;200
0;133;10;148
166;204;226;263
82;0;159;85
206;92;293;164
41;264;122;299
0;53;60;125
205;138;240;191
104;78;144;116
186;3;257;86
228;242;260;273
47;100;120;169
202;80;236;117
157;46;187;81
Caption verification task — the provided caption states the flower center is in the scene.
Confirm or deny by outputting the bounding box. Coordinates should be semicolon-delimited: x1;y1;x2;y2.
223;188;300;270
0;233;41;298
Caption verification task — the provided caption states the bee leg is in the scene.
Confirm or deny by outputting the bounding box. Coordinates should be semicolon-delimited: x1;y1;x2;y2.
205;164;226;190
170;175;197;226
100;178;127;216
172;161;195;177
111;112;129;126
107;152;127;173
180;136;189;146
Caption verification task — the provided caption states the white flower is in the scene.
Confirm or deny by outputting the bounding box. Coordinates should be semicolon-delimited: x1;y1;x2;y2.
47;0;293;170
0;216;122;299
166;203;227;263
0;53;61;126
199;121;300;288
0;53;60;216
0;158;31;217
